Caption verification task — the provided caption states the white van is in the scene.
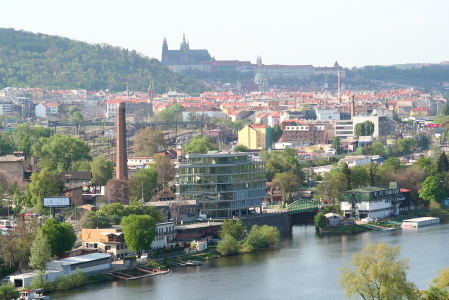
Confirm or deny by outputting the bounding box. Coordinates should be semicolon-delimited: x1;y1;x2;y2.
325;148;336;155
197;214;207;222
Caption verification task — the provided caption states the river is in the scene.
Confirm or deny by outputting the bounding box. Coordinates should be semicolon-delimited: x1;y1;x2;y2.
52;223;449;299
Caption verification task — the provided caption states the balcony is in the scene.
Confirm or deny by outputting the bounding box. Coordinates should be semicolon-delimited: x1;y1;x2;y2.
100;238;124;244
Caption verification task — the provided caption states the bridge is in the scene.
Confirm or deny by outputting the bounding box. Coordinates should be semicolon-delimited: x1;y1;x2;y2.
287;200;318;214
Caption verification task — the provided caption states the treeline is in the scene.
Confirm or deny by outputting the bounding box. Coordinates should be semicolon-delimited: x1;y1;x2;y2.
0;28;207;94
346;65;449;86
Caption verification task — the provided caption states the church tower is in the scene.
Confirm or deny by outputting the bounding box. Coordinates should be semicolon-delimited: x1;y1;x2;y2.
180;34;190;62
162;38;169;62
257;55;262;66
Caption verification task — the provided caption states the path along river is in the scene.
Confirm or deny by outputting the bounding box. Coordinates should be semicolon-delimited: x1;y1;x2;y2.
52;223;449;300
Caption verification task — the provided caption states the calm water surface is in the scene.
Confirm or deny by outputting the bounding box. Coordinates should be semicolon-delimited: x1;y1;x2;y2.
52;223;449;300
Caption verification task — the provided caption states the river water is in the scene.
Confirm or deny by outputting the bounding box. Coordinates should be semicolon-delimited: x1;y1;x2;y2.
52;223;449;300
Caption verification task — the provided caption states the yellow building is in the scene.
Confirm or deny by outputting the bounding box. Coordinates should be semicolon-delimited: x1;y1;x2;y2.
238;125;272;150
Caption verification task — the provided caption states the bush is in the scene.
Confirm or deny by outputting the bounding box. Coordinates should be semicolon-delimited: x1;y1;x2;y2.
0;282;19;299
123;255;136;265
216;234;240;256
314;212;326;228
242;225;280;253
147;259;161;269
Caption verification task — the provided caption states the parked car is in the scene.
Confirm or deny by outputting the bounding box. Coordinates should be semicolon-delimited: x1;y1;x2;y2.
3;276;10;282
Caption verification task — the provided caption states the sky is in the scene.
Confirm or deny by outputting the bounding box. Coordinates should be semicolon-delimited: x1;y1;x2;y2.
2;0;449;68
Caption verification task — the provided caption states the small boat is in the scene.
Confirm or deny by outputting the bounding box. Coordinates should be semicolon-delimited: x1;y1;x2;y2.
17;288;50;300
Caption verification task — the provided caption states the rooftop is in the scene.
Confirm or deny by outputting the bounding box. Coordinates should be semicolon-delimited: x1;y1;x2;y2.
175;222;223;230
51;252;111;266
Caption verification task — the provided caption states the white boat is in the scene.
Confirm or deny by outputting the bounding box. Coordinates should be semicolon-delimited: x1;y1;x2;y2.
17;288;50;300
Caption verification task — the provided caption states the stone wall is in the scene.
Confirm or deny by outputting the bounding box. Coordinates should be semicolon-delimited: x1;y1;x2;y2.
239;213;291;236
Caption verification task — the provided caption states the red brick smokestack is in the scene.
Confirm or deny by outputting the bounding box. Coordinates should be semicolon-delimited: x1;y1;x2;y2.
116;102;128;179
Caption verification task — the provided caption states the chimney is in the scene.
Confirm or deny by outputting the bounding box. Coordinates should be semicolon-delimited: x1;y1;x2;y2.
338;71;341;104
351;95;355;120
116;102;128;179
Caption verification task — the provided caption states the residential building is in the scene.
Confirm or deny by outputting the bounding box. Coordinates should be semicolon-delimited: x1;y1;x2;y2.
340;155;372;167
315;61;345;77
280;109;317;122
410;106;429;116
238;124;273;150
175;222;222;241
0;153;26;183
340;183;407;219
175;152;266;218
280;120;332;145
152;222;176;250
147;200;198;222
35;102;58;118
316;108;340;121
127;157;153;169
267;111;280;126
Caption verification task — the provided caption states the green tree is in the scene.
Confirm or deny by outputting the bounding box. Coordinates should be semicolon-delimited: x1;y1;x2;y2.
438;151;449;173
381;157;402;172
79;210;97;229
438;103;449;117
314;212;326;228
27;168;64;212
153;154;175;189
219;219;244;240
272;124;283;143
350;166;369;189
216;234;240;256
414;157;438;177
340;163;352;190
90;156;114;186
41;218;76;257
419;176;447;204
72;159;91;172
32;135;91;171
431;267;449;291
121;214;157;257
70;111;84;124
29;229;52;270
184;136;217;154
187;110;197;122
128;167;158;202
134;127;165;157
354;120;375;139
242;225;280;252
339;242;417;300
0;282;19;300
332;136;342;153
313;173;323;181
273;172;302;201
234;144;249;152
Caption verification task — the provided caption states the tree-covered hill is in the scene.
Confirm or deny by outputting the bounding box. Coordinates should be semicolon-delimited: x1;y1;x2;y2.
0;28;207;94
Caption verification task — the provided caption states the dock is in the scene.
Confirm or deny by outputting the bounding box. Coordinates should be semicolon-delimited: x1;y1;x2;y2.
107;267;172;280
401;217;440;228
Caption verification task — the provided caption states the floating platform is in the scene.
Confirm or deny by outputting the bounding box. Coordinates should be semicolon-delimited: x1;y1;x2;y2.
401;217;440;228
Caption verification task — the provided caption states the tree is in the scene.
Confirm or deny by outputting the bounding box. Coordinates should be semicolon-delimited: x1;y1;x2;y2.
272;124;283;143
354;120;375;139
70;111;84;124
41;218;76;257
438;151;449;173
72;159;91;172
79;210;98;229
419;176;446;204
187;110;197;122
234;144;249;152
381;157;402;172
153;154;175;189
431;267;449;291
32;135;91;171
313;173;323;181
0;282;19;300
216;234;240;256
90;156;114;186
314;212;326;228
27;168;64;212
184;136;217;154
104;179;130;205
414;157;438;177
272;172;302;201
340;163;352;190
128;167;158;202
438;103;449;117
350;166;369;189
242;225;280;252
29;230;52;270
219;219;244;240
134;126;165;156
339;242;417;300
332;136;342;153
121;214;157;257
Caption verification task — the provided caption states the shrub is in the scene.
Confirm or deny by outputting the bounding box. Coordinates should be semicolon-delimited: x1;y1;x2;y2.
216;234;240;256
0;282;19;299
242;225;280;252
314;212;326;228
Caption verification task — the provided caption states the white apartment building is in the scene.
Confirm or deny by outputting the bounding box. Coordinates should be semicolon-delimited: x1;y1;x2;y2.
152;222;176;250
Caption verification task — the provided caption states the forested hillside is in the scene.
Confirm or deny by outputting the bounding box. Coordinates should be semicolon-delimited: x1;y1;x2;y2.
0;28;206;94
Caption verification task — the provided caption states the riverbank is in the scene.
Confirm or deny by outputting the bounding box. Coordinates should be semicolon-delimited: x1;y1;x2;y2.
320;224;373;234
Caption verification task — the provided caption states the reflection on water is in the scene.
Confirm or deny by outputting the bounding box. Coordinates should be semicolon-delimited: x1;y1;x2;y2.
52;223;449;300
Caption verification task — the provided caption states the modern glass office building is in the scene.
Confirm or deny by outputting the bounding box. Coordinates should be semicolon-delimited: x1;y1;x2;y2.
175;152;266;218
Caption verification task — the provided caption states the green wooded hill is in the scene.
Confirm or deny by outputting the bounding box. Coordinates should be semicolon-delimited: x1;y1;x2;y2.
0;28;206;94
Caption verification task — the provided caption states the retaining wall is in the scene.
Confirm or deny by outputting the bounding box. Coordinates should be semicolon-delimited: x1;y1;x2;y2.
239;213;292;236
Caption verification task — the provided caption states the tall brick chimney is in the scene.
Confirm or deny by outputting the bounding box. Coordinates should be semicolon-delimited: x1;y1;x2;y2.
116;102;128;179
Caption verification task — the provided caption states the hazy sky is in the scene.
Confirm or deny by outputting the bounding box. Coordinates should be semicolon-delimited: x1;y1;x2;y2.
2;0;448;68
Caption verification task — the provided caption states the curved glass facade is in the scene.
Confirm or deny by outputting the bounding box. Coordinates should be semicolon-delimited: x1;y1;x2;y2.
175;152;266;218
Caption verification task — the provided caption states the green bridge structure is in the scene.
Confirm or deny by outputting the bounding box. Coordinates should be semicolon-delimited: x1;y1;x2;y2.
287;200;319;214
